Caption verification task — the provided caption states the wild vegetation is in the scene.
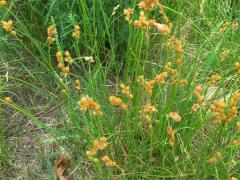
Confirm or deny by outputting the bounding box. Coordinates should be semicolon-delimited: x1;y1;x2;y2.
0;0;239;179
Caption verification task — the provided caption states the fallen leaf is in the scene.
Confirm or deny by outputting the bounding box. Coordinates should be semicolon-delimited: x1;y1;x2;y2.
54;154;70;180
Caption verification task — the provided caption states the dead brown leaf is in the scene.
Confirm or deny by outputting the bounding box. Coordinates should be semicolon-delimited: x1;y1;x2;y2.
54;154;70;180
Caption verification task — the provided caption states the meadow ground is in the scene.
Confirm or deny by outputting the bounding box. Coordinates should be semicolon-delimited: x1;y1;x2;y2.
0;0;240;179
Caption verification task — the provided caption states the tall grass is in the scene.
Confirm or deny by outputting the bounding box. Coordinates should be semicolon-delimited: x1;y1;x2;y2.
1;0;239;179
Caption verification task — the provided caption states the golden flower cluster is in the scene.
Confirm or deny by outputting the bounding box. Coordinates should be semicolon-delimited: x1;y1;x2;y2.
78;97;103;116
175;39;184;65
138;0;159;11
72;25;80;39
218;21;230;34
172;79;188;85
137;75;154;96
82;56;94;63
47;25;56;43
169;112;182;122
192;85;204;112
133;11;170;34
0;0;7;7
207;74;221;85
101;155;117;167
4;96;13;103
210;92;240;125
75;80;81;91
137;72;168;97
120;83;133;99
141;103;158;114
65;51;73;64
155;72;168;84
143;80;156;97
168;36;184;65
210;101;226;125
133;11;155;29
220;49;230;61
86;137;107;162
166;126;175;147
109;96;128;110
232;139;240;146
235;62;240;76
131;0;172;34
207;151;222;164
227;92;240;123
56;51;70;76
191;103;200;112
123;8;134;22
164;62;177;76
164;63;187;85
157;2;173;32
194;85;204;103
2;20;16;35
140;103;158;130
236;121;240;133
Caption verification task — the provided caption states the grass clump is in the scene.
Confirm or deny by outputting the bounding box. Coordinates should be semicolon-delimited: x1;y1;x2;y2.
0;0;240;179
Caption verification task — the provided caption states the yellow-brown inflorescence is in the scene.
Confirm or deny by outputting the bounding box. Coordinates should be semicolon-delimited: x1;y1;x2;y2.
169;112;182;122
237;121;240;133
47;25;56;43
210;101;226;125
166;126;175;147
2;20;16;35
139;103;158;130
175;39;184;65
155;72;168;84
235;62;240;76
207;156;217;164
164;62;177;76
220;49;230;61
210;92;240;125
218;21;230;34
168;36;184;65
72;25;80;39
101;155;117;167
207;74;221;85
138;0;158;11
172;78;188;85
120;83;133;99
65;51;73;64
137;72;168;97
207;151;222;164
86;137;107;162
192;85;204;112
4;96;13;103
82;56;94;63
157;2;173;32
123;8;134;22
132;1;172;34
78;97;103;117
143;79;156;97
109;96;128;110
0;0;7;7
75;80;81;91
231;140;240;146
227;92;240;123
56;51;70;76
133;10;170;34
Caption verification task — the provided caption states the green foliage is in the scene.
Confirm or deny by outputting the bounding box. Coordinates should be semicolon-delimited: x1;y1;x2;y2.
0;0;239;179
